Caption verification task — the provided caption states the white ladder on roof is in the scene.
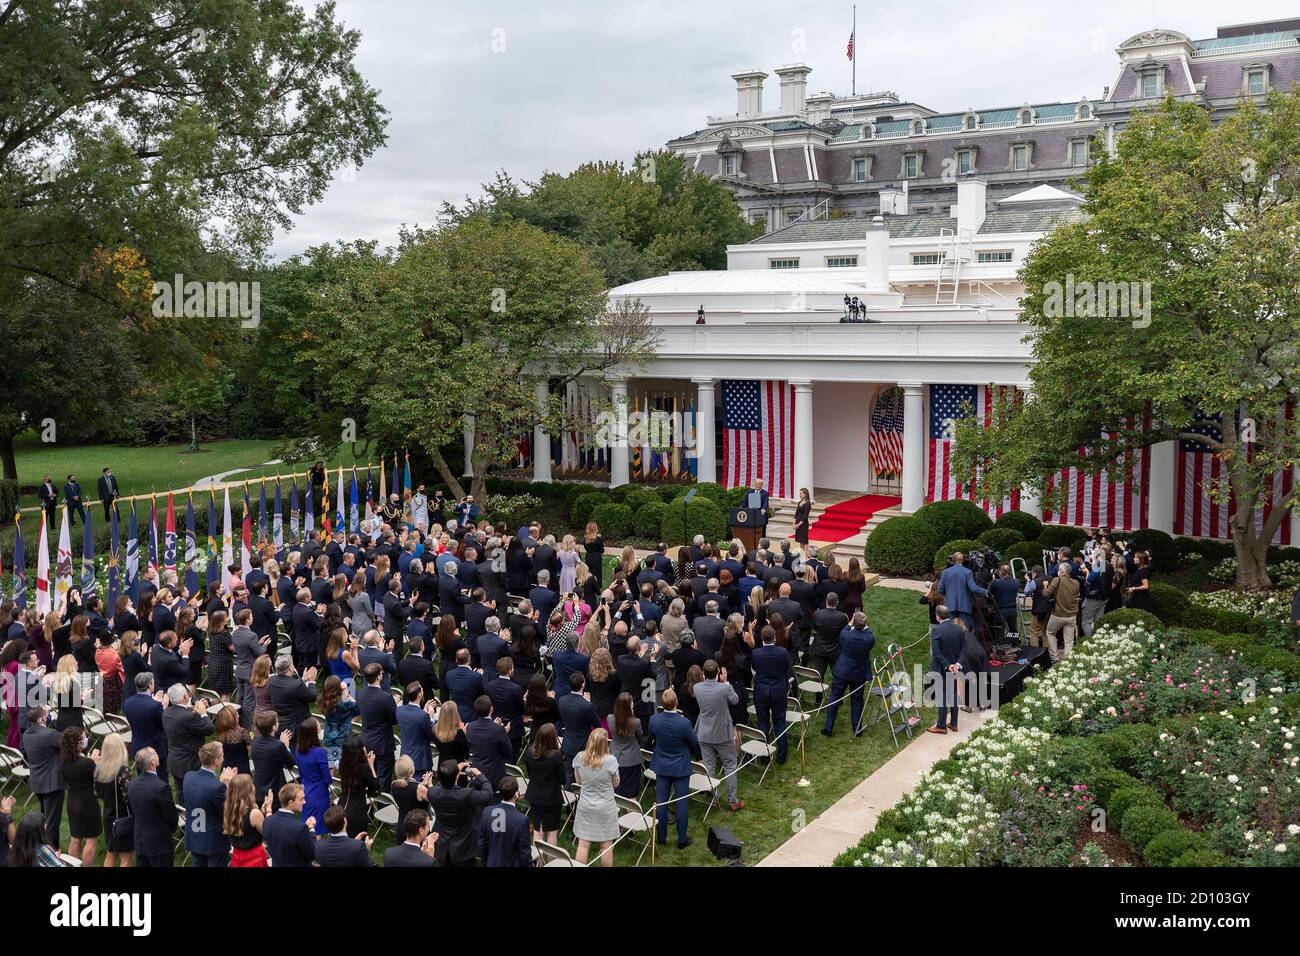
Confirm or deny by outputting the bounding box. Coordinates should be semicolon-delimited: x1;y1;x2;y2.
935;226;974;304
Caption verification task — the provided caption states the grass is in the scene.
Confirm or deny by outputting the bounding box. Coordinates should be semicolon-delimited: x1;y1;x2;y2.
0;586;935;868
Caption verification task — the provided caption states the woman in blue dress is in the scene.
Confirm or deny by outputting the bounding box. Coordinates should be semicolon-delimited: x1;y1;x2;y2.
295;717;332;835
320;675;359;768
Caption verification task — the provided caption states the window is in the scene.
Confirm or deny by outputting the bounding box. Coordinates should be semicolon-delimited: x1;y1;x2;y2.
977;250;1013;263
768;258;799;269
722;154;739;176
956;149;974;174
904;154;920;178
785;209;803;224
852;158;868;182
1018;108;1033;126
1011;144;1030;171
1139;73;1158;98
1069;140;1089;167
963;114;977;131
825;256;858;268
911;253;940;266
1246;69;1267;95
859;123;874;141
911;119;925;135
1077;103;1091;120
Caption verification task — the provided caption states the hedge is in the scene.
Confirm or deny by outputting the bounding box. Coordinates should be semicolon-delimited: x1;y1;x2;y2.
994;509;1043;541
1094;608;1162;632
1089;723;1158;775
0;480;16;527
976;527;1024;552
1148;580;1190;626
1129;528;1178;572
1268;544;1300;563
864;515;941;576
620;487;660;516
570;491;611;526
1003;540;1049;570
660;496;726;547
1175;536;1234;563
932;538;980;574
1089;767;1144;809
1038;524;1085;551
1180;629;1300;682
679;482;727;505
1107;786;1165;826
1171;847;1235;867
1143;829;1207;867
590;502;633;539
655;486;680;503
1120;803;1183;854
913;499;993;543
633;501;668;538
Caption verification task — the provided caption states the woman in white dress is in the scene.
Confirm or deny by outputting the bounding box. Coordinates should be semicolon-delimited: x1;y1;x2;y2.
558;534;580;595
572;728;620;867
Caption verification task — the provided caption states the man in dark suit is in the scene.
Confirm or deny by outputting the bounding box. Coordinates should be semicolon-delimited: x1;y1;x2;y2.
670;630;707;697
437;562;468;626
442;647;486;720
551;637;588;702
531;536;558;592
398;636;437;701
383;807;439;867
465;695;513;788
810;592;850;697
357;663;398;789
268;657;318;736
290;588;322;674
247;579;280;655
479;776;531;867
316;806;374;866
123;673;168;765
694;580;729;619
647;688;701;849
528;572;558;623
751;625;794;764
464;588;494;644
693;604;725;661
765;584;804;661
556;672;599;782
263;783;317;867
183;742;236;866
822;613;876;737
396;682;438;776
637;583;663;625
428;759;494;867
251;711;297;810
927;606;965;734
937;552;987;631
744;479;770;531
150;630;192;692
22;707;64;846
96;467;120;524
162;685;214;798
616;636;656;720
486;657;526;758
127;747;179;866
357;628;398;690
381;576;412;649
36;474;58;528
63;473;86;528
475;620;510;676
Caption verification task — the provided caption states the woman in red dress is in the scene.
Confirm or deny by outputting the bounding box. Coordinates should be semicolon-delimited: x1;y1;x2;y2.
224;773;271;867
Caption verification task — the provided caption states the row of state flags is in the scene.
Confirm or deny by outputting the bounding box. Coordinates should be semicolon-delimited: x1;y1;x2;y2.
547;384;702;481
1;455;421;613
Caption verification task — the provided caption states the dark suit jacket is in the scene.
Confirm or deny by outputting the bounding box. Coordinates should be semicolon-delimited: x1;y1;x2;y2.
475;633;510;676
692;615;725;660
358;645;397;690
268;674;317;734
22;724;63;794
127;771;178;857
531;546;558;590
382;591;412;645
616;652;655;719
97;474;119;503
929;620;965;673
151;645;189;691
248;595;279;645
182;768;229;856
163;705;214;781
464;602;493;639
811;608;850;658
647;711;700;779
291;602;322;654
315;832;373;867
443;665;486;718
765;598;803;645
486;676;525;747
356;682;398;756
556;693;599;756
251;735;297;808
479;801;532;867
123;692;167;763
833;626;876;685
263;810;316;866
438;575;468;625
465;717;512;788
396;703;436;775
384;841;438;867
695;591;729;619
550;650;588;701
528;585;557;623
396;653;436;702
429;776;494;866
751;643;794;693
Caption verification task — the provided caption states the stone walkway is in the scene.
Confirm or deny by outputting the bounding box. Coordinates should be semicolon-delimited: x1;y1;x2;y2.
756;705;995;867
191;459;283;491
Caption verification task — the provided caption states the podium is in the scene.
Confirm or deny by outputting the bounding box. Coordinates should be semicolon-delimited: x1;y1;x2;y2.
728;506;767;551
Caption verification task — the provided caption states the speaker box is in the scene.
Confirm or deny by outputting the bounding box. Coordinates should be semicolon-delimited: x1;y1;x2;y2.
707;825;743;860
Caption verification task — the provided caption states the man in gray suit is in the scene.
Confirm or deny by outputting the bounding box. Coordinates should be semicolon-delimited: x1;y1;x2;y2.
231;607;269;729
693;660;742;812
22;706;65;846
693;602;726;661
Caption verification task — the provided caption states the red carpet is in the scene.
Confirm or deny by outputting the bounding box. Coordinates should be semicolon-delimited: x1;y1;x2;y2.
803;494;901;543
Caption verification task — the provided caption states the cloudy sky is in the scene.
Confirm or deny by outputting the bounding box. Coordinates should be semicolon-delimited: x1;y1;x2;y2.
276;0;1289;259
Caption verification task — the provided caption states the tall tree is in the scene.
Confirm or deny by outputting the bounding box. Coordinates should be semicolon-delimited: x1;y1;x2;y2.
953;93;1300;590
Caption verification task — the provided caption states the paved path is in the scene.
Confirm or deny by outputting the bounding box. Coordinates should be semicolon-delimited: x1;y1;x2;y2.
756;705;995;867
191;459;283;491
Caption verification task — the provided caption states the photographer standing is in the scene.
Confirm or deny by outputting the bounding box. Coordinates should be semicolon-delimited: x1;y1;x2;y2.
936;552;987;631
1081;552;1114;637
1043;563;1081;662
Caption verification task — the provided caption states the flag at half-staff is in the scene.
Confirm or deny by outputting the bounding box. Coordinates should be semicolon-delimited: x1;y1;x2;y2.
12;512;27;609
107;505;120;612
184;494;198;596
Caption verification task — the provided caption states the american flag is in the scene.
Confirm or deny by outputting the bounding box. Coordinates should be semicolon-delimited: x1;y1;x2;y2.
722;380;795;498
1175;405;1292;544
869;389;903;477
927;384;1019;517
846;32;854;60
1043;411;1150;531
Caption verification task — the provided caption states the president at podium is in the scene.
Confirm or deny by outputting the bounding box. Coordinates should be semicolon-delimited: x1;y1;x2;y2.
743;478;769;529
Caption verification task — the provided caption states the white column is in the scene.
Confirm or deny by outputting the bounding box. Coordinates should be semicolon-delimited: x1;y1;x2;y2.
609;379;630;488
532;380;552;483
1147;439;1177;533
462;415;475;478
693;378;717;484
901;382;926;513
792;381;814;498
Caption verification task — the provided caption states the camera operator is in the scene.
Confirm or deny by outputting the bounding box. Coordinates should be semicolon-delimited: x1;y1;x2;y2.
988;564;1020;643
1081;550;1114;637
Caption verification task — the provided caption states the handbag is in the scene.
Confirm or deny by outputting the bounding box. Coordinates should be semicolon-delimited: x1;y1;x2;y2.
110;772;134;841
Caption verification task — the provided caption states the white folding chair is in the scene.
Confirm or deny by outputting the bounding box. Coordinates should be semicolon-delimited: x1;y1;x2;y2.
794;665;828;706
369;791;401;834
736;724;776;786
614;794;654;866
688;759;720;821
534;839;584;867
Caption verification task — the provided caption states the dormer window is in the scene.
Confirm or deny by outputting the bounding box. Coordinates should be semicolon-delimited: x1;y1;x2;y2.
910;119;925;136
1076;101;1091;121
851;157;870;182
1245;66;1269;96
962;111;978;131
859;122;874;141
722;153;739;176
1139;72;1158;98
1011;143;1031;171
1018;108;1034;126
1069;139;1089;167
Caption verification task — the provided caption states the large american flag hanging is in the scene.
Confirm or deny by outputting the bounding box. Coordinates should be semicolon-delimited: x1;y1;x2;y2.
722;380;795;498
869;389;904;478
1175;404;1292;544
927;384;1019;517
1042;411;1150;531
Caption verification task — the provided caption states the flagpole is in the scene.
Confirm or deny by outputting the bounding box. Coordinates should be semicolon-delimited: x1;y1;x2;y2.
852;4;856;96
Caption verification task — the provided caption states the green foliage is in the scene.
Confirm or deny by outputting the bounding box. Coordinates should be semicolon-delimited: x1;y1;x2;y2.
1107;787;1165;829
932;539;980;574
1130;528;1178;572
0;480;16;525
659;496;726;547
1091;724;1158;775
570;491;611;527
913;499;993;543
590;502;633;539
1003;540;1049;570
1148;581;1190;625
655;485;681;503
1094;609;1162;632
633;501;668;538
722;486;748;508
976;527;1024;552
1142;829;1206;867
679;482;727;505
864;516;941;576
620;487;660;516
1039;525;1084;551
1119;804;1183;853
1090;767;1143;809
995;510;1044;541
1171;847;1235;867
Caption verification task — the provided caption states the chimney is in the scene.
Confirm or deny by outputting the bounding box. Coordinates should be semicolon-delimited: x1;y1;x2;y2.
956;179;987;235
774;63;812;114
731;69;768;117
877;184;908;216
863;217;891;294
805;91;834;125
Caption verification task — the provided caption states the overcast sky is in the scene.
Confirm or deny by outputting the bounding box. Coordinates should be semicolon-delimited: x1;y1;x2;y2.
276;0;1290;259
